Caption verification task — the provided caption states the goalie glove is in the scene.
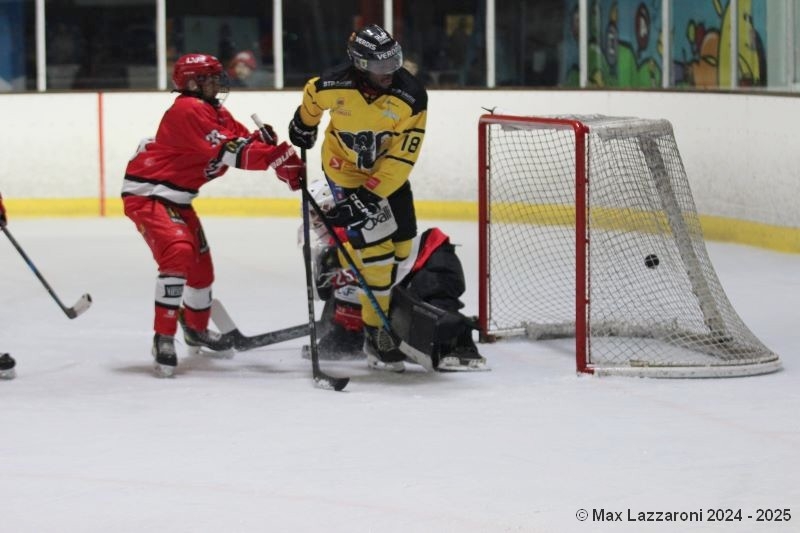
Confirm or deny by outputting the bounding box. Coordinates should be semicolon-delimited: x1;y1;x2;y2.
288;107;318;149
326;187;398;248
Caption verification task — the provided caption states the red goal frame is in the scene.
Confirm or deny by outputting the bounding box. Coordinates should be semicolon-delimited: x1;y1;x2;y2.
477;114;592;373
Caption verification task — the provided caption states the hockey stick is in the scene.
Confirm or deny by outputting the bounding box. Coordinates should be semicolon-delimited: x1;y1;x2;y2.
250;113;276;144
251;113;348;391
299;149;349;390
304;183;434;371
1;226;92;319
209;299;313;351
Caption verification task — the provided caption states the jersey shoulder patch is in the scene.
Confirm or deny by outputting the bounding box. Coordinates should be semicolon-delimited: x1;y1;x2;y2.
390;70;428;115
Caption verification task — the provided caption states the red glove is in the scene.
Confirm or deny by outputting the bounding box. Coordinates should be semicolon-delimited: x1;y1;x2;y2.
0;192;7;227
269;142;304;191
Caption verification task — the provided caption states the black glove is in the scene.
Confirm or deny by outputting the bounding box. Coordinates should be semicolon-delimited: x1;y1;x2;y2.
314;246;341;301
325;187;381;228
326;188;397;249
254;123;278;145
288;107;318;149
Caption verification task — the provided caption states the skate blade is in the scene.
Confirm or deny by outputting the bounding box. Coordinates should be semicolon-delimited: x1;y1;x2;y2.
367;356;405;373
437;356;491;372
187;345;235;359
0;368;17;380
153;362;176;378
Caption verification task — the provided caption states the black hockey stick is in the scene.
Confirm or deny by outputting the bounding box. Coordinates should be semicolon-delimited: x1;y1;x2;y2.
209;299;313;351
304;187;434;371
251;113;348;391
299;149;349;391
2;226;92;319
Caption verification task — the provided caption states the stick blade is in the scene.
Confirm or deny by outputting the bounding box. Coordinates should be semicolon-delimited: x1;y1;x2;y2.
66;293;92;319
314;372;349;391
210;299;237;334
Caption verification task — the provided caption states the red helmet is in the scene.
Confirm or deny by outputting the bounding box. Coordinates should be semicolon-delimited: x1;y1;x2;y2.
172;53;223;91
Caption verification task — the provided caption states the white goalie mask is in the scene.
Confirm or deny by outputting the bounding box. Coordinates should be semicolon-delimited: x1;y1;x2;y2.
307;179;335;240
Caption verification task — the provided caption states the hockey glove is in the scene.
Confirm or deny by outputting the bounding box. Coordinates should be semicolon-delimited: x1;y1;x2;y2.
288;107;318;149
0;192;6;227
325;187;374;227
326;187;397;248
250;122;278;145
269;142;304;191
314;246;341;301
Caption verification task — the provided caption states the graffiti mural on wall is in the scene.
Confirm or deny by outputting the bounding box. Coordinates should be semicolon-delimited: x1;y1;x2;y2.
561;0;767;88
673;0;766;88
563;0;663;88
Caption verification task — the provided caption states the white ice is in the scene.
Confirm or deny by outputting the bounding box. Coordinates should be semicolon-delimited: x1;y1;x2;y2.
1;217;798;533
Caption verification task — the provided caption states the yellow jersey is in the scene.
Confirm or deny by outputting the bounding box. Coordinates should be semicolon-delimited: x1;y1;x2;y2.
297;64;427;198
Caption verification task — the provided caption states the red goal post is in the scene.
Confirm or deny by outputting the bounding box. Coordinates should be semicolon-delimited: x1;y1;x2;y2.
477;113;781;378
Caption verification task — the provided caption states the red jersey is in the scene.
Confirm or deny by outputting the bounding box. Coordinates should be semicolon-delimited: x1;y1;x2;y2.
122;94;280;206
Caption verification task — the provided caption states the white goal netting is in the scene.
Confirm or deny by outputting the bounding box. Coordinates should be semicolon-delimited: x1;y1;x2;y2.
478;114;781;377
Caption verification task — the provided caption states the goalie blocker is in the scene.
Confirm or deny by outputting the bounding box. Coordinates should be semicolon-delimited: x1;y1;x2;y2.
388;230;486;371
390;286;485;371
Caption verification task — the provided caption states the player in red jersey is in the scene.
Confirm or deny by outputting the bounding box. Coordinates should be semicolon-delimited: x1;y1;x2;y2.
122;53;304;378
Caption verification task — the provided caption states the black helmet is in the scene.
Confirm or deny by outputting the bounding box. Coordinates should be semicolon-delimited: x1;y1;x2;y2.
347;24;403;75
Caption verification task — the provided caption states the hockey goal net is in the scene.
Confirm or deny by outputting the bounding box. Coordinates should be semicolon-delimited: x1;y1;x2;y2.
477;114;781;377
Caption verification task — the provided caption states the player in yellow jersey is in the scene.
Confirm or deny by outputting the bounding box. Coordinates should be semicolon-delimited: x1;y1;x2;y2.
288;24;427;372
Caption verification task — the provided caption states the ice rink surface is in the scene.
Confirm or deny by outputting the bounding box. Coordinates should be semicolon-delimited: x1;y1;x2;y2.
1;217;798;533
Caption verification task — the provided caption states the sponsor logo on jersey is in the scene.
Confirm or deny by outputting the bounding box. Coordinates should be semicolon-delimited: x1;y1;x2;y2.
205;129;227;146
365;176;381;190
333;97;351;116
338;130;393;170
390;89;415;105
360;204;394;232
323;80;352;88
329;157;343;170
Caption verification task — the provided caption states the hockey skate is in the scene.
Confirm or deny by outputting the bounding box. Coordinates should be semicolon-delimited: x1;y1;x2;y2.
437;346;490;372
301;323;365;361
363;326;405;373
152;334;177;378
183;326;235;359
0;353;17;380
179;308;235;358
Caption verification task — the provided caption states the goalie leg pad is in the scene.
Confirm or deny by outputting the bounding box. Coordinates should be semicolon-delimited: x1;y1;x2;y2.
389;286;488;371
